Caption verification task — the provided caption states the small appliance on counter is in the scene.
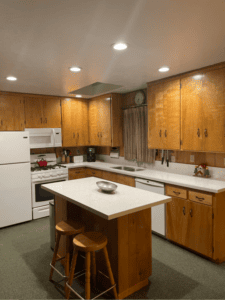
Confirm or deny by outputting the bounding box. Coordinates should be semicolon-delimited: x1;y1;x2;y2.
87;147;96;162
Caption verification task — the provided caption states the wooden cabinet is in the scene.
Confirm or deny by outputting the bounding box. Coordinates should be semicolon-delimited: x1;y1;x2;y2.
102;171;135;187
85;168;103;178
181;67;225;152
0;93;25;130
88;94;123;147
68;168;86;180
166;185;213;259
24;96;61;128
61;98;89;147
148;78;181;150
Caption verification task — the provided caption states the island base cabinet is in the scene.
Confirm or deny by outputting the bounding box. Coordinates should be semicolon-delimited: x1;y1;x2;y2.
54;197;152;299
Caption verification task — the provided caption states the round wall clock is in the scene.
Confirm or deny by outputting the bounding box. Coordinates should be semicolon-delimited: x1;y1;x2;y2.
134;90;145;105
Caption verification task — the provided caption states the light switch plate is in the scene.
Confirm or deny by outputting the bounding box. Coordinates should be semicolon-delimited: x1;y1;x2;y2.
171;156;175;163
190;155;195;163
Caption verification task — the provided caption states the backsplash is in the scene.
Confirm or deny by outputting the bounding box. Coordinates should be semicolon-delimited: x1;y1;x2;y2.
96;154;225;181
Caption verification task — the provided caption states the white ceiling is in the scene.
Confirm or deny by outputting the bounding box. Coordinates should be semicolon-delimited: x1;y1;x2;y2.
0;0;225;98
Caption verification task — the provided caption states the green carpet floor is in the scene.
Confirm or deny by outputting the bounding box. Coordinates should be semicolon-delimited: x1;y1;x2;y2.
0;217;225;299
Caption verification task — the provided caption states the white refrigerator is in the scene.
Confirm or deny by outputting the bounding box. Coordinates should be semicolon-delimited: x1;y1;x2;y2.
0;131;32;228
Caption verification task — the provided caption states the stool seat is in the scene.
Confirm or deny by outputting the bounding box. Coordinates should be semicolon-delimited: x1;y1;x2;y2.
56;220;85;235
73;232;107;252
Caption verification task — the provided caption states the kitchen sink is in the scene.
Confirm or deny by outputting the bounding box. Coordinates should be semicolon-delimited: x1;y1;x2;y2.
111;166;144;172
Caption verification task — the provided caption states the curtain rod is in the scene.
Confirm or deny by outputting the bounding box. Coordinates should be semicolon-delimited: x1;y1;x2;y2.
122;104;147;110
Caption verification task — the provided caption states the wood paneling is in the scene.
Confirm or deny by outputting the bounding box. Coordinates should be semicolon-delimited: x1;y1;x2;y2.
68;168;86;180
0;93;25;130
111;93;123;147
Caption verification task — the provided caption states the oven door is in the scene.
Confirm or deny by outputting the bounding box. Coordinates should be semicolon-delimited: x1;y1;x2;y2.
32;178;67;208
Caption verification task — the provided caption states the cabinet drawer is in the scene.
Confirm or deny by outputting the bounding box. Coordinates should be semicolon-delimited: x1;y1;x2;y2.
69;168;86;180
166;186;187;199
189;191;212;206
86;168;103;178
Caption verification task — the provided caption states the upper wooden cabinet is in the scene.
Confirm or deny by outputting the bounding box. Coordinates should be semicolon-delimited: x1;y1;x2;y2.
24;96;61;128
61;98;89;147
0;93;25;131
88;94;123;147
181;67;225;152
148;78;181;150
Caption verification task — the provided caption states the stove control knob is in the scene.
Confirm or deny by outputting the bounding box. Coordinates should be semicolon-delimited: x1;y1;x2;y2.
43;174;49;178
38;175;42;179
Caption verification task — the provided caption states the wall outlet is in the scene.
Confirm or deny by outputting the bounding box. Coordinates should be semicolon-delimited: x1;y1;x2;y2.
171;155;175;163
190;155;195;163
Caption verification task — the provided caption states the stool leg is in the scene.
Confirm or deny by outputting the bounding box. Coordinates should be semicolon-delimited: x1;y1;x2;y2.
85;252;91;300
65;236;70;293
103;246;118;299
49;232;61;281
91;252;96;287
66;248;78;300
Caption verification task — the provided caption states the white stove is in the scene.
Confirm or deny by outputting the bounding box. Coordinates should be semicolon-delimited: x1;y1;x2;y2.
30;153;68;219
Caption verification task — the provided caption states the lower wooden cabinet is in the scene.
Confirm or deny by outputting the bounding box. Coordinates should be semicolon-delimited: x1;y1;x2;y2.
68;168;86;180
166;185;214;259
68;167;135;187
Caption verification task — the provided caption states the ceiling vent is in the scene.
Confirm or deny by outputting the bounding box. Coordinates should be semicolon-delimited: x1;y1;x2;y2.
69;82;123;96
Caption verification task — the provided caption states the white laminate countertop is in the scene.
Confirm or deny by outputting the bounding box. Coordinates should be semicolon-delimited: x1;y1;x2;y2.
42;177;171;220
62;162;225;193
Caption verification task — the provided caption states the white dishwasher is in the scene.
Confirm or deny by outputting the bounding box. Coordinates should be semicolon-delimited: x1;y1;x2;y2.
135;178;166;237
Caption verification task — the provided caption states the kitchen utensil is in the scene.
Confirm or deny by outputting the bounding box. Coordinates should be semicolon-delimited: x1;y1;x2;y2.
161;150;164;164
37;158;47;167
96;181;117;193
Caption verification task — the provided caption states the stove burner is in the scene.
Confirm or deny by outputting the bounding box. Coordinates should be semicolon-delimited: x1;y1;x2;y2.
31;164;66;172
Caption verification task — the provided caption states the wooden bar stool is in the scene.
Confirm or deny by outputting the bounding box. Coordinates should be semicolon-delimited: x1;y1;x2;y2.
49;220;85;289
66;232;118;300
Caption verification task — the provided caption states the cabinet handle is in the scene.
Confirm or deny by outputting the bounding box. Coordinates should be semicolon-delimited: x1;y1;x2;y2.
173;191;180;195
45;118;47;124
73;133;75;138
165;130;167;137
77;133;79;138
100;132;102;137
75;171;80;174
40;118;42;123
1;120;3;126
197;128;200;137
196;196;204;201
159;130;161;137
183;207;185;215
204;129;208;137
190;209;193;217
97;132;99;137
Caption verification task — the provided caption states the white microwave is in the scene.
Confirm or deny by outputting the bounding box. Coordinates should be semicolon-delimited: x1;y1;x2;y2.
25;128;62;149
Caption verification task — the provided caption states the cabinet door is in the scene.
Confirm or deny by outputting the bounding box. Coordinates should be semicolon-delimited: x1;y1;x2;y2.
187;201;213;258
148;83;164;149
76;100;89;146
61;99;75;147
25;97;44;128
98;98;111;146
0;94;25;130
42;97;61;128
85;168;103;178
166;197;189;245
181;76;204;151
202;68;225;152
89;99;101;145
163;79;181;150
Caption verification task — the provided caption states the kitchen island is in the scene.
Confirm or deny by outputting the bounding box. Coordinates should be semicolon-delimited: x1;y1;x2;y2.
42;177;171;299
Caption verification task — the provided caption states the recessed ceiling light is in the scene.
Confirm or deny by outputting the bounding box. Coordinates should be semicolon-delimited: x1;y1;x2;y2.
70;67;81;72
193;74;203;80
105;97;111;101
158;66;170;72
113;43;128;50
6;76;17;81
75;95;82;98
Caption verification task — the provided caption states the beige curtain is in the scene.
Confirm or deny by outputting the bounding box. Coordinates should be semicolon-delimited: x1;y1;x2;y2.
124;106;154;163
